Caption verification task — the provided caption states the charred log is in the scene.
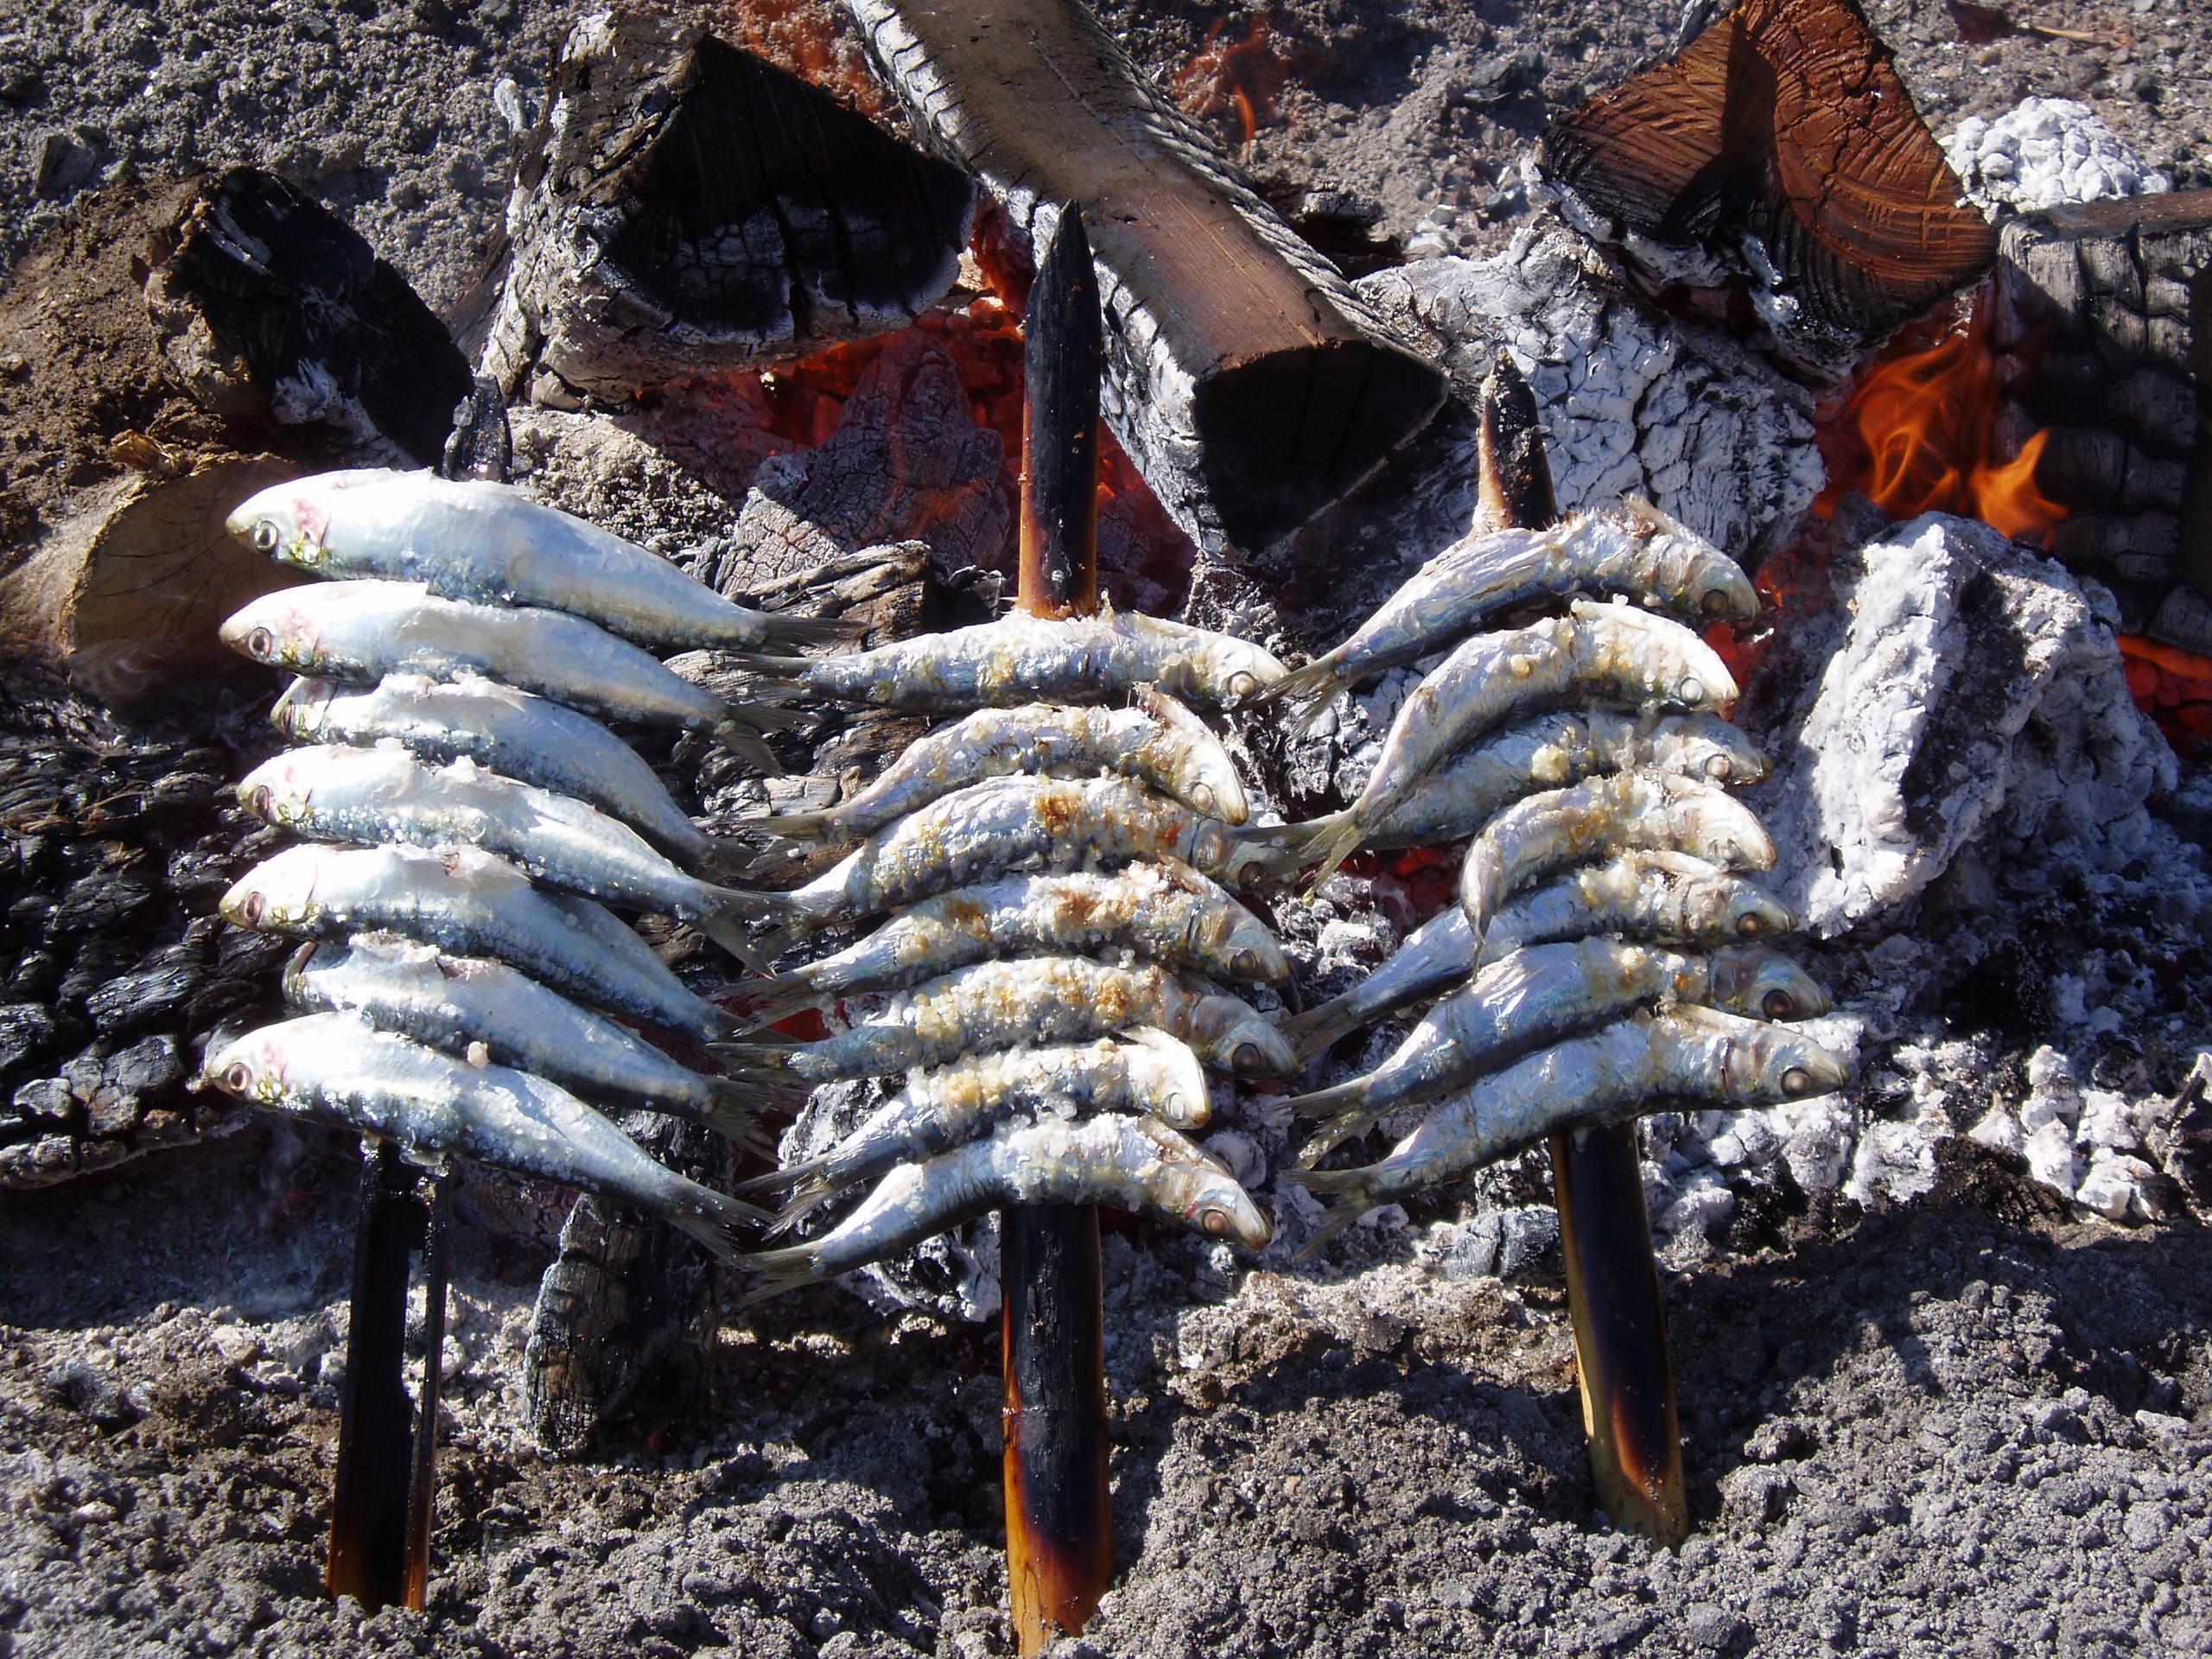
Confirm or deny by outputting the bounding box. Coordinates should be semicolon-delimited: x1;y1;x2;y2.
1543;0;1995;375
479;10;974;407
141;168;474;466
843;0;1446;556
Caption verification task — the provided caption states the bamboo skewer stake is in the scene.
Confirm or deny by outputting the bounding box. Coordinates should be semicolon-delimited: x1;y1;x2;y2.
1474;356;1690;1547
1001;204;1114;1656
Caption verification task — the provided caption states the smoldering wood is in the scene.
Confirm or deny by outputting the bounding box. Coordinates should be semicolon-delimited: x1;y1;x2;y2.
141;168;474;466
1018;208;1103;620
1542;0;1996;376
1991;193;2212;641
522;1109;729;1459
477;9;975;408
844;0;1446;557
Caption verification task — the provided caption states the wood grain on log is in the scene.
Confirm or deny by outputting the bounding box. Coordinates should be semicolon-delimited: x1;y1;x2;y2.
1544;0;1994;374
844;0;1446;556
479;9;974;406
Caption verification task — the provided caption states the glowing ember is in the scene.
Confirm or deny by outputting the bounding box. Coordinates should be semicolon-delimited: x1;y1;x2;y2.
1815;279;2067;540
1172;10;1295;150
722;0;892;120
2120;636;2212;756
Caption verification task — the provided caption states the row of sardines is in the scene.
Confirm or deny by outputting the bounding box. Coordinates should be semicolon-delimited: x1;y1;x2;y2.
203;465;1850;1289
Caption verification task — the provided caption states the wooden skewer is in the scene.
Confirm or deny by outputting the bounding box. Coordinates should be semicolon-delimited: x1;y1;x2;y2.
1475;355;1690;1547
1001;203;1115;1656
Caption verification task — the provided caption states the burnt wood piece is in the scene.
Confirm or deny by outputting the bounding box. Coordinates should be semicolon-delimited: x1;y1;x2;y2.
479;9;974;406
1993;191;2212;643
845;0;1446;556
142;169;472;466
401;1168;453;1610
327;1145;435;1610
1477;358;1688;1548
523;1109;727;1459
1001;206;1114;1656
1542;0;1994;376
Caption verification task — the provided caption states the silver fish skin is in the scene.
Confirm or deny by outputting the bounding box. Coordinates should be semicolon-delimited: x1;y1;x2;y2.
282;935;776;1146
728;862;1286;1027
1216;709;1767;890
272;674;719;869
1280;852;1796;1062
1267;500;1758;716
218;842;734;1043
752;775;1239;940
752;688;1248;842
1459;771;1776;944
739;1029;1212;1230
1294;1007;1852;1249
205;1014;765;1257
237;744;766;962
721;957;1294;1082
1287;601;1739;884
1291;940;1831;1160
718;607;1287;712
218;582;793;763
741;1115;1269;1301
229;468;847;652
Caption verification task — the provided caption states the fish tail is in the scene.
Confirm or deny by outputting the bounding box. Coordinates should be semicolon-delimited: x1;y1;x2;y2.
763;1178;842;1240
702;1078;781;1156
1457;848;1500;948
711;721;787;778
1298;1106;1387;1166
1281;995;1368;1063
1283;1077;1368;1119
1276;809;1365;892
754;610;866;652
671;1185;771;1262
712;652;811;681
697;884;807;972
1287;1168;1380;1261
734;1243;826;1307
721;969;819;1031
697;835;772;882
733;1152;819;1197
744;809;838;842
1255;652;1344;716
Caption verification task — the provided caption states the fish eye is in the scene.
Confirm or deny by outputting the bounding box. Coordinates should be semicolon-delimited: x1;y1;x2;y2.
1736;912;1765;938
247;785;273;819
251;519;283;555
247;627;274;659
1230;949;1262;978
1704;753;1732;780
1187;782;1217;813
1762;989;1796;1019
1676;676;1706;703
1782;1066;1814;1096
1199;1206;1231;1237
240;891;266;926
222;1061;253;1094
1226;671;1259;701
1700;588;1732;617
1231;1042;1261;1074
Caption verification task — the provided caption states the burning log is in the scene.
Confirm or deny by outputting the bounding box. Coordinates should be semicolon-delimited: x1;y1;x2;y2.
842;0;1446;556
478;10;976;407
1991;190;2212;643
1542;0;1996;375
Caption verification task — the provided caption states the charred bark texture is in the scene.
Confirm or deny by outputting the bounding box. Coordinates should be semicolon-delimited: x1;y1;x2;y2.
845;0;1446;556
142;168;473;466
479;9;974;407
1993;190;2212;645
1018;207;1101;620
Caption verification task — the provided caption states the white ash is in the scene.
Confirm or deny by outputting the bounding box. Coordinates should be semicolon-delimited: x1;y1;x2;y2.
1352;215;1822;563
1944;97;2173;219
1746;511;2174;939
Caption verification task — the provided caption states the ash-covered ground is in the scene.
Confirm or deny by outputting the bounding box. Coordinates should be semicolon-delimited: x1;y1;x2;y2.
5;1;2212;1656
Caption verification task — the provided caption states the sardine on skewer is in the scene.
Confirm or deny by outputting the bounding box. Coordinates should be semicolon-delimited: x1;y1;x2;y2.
714;607;1287;712
273;674;728;873
284;935;786;1144
219;844;737;1046
1290;940;1828;1161
726;863;1286;1027
739;1115;1270;1303
1292;1007;1852;1255
737;1029;1211;1234
716;957;1294;1084
206;1014;767;1258
237;744;770;966
219;582;799;770
1263;500;1758;722
228;468;852;653
1459;772;1776;945
749;689;1249;842
1217;709;1767;892
1281;851;1796;1061
1280;601;1739;885
733;775;1239;950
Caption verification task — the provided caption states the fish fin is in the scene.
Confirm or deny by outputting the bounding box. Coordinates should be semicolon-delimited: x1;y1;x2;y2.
1285;1168;1378;1261
733;1244;824;1308
711;721;786;776
1283;1078;1368;1119
1298;1107;1386;1166
1280;995;1368;1064
720;969;821;1031
702;1078;782;1156
1254;652;1344;715
671;1186;772;1262
744;810;843;842
1272;810;1365;893
762;1178;843;1240
697;836;776;882
733;1154;816;1197
711;652;810;680
755;611;867;651
697;884;805;971
697;912;769;974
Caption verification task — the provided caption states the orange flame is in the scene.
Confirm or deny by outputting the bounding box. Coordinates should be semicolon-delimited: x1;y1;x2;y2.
1173;10;1293;149
1816;281;2068;541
